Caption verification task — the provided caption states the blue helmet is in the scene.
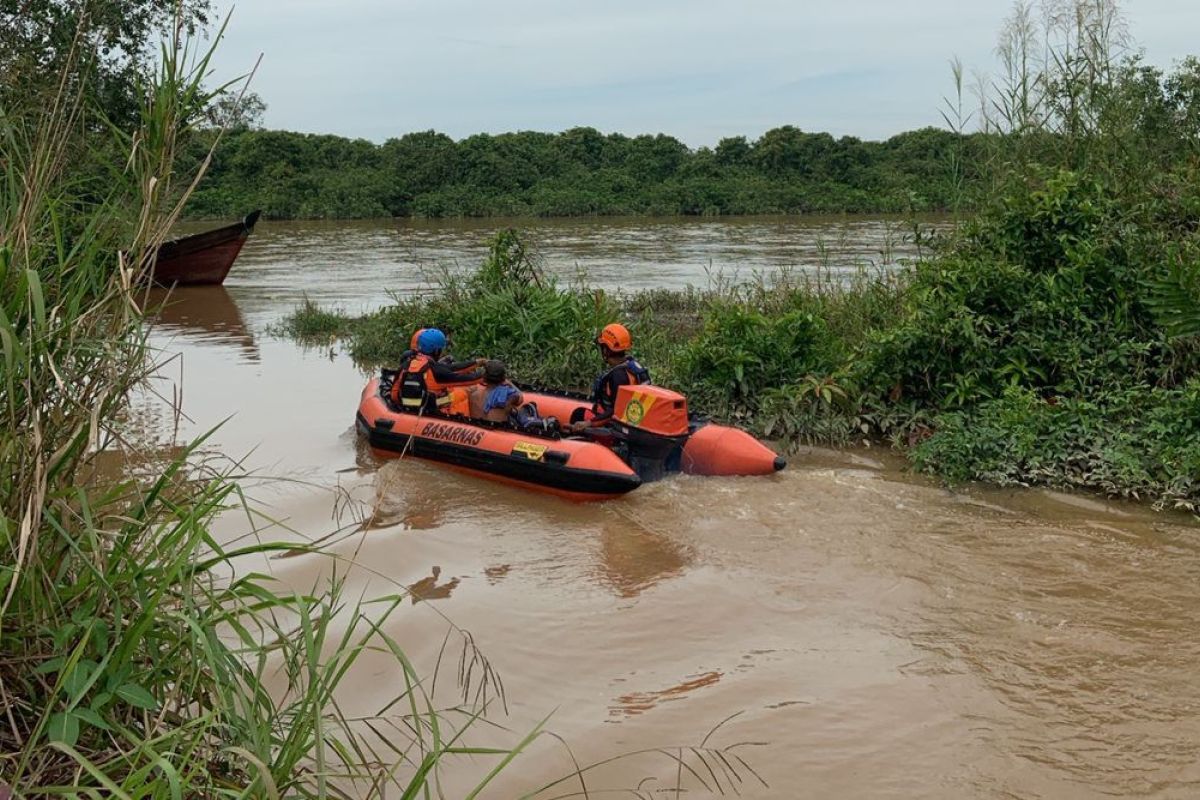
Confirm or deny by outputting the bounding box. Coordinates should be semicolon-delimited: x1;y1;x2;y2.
417;328;447;355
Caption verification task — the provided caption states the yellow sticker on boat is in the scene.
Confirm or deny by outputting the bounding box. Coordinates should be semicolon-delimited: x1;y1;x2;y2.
621;391;656;425
512;441;547;461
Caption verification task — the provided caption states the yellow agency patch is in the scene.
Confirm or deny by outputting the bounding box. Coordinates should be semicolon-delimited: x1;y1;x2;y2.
622;391;656;425
625;399;646;424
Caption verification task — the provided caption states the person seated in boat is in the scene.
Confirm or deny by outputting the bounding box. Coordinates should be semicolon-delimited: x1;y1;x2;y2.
394;327;427;374
569;323;651;433
398;326;479;371
393;328;485;415
479;360;559;432
480;360;524;422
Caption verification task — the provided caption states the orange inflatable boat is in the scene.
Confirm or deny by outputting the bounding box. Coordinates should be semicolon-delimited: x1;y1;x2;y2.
356;371;785;501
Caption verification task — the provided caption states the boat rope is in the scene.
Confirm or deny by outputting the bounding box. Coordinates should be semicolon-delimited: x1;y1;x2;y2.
397;396;426;461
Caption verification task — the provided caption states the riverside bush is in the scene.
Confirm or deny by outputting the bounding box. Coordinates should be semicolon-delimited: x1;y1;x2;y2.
331;230;622;388
859;169;1163;409
853;1;1200;507
675;305;830;417
911;383;1200;508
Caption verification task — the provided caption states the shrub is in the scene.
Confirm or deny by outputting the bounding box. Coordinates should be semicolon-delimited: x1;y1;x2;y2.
860;168;1167;408
911;382;1200;509
674;304;830;416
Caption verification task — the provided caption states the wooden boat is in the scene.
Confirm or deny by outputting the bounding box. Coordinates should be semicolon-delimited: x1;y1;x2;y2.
356;372;784;501
149;210;261;286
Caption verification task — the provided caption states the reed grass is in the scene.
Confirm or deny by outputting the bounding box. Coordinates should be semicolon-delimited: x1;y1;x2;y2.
0;17;530;798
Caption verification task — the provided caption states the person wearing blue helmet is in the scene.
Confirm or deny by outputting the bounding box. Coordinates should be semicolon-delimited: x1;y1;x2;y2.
395;328;485;415
417;327;447;354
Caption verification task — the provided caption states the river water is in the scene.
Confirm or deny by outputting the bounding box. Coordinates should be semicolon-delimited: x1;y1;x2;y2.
136;217;1200;798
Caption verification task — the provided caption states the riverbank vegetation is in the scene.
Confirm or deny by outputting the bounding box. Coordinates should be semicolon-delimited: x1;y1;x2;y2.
181;124;977;219
286;0;1200;511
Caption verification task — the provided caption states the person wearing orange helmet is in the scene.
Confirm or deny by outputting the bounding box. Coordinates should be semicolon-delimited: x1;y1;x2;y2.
569;322;651;432
393;327;428;376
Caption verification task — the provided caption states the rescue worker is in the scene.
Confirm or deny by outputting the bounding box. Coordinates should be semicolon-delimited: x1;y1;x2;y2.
394;328;485;415
569;323;650;432
394;327;428;375
391;327;484;404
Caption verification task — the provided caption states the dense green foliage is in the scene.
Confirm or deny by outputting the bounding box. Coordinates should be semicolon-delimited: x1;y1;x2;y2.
873;0;1200;508
909;383;1200;502
869;161;1200;508
182;124;981;219
1;0;212;129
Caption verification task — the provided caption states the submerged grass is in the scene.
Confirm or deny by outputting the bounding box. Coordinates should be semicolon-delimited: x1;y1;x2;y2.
275;297;361;343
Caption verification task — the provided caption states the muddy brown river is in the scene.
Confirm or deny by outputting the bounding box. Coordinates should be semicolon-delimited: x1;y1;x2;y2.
137;217;1200;798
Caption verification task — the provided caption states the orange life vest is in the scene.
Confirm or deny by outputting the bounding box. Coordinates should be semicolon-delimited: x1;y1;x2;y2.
395;353;481;416
396;353;452;411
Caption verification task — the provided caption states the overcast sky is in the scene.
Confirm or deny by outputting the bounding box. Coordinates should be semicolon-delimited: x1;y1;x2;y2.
203;0;1200;146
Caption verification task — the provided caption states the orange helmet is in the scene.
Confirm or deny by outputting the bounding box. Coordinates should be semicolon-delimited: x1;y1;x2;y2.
409;328;427;350
596;323;632;352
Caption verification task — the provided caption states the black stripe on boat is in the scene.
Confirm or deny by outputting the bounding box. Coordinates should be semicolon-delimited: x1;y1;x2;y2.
357;413;641;495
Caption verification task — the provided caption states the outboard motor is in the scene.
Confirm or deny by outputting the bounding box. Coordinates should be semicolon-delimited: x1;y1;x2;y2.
608;384;690;482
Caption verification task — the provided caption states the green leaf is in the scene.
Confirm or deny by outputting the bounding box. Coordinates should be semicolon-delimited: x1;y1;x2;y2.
54;621;78;652
63;663;94;698
26;268;46;332
116;683;158;710
92;621;110;655
75;706;111;732
34;656;65;676
48;712;80;746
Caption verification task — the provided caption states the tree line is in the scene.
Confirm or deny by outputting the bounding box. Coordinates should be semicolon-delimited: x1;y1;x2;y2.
180;124;983;219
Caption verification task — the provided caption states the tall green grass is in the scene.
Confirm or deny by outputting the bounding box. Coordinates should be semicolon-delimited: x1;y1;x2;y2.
0;19;528;798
